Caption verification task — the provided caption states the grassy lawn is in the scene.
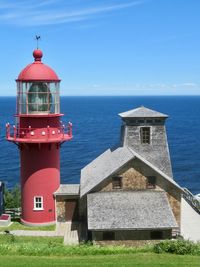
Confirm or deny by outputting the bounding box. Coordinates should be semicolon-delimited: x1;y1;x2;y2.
0;253;200;267
0;219;55;231
0;235;199;266
0;235;153;256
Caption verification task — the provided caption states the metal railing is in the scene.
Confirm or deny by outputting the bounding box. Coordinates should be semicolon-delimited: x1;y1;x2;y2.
5;208;21;219
182;188;200;215
6;122;72;141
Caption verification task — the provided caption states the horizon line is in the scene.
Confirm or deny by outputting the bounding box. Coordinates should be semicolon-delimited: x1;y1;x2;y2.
1;94;200;97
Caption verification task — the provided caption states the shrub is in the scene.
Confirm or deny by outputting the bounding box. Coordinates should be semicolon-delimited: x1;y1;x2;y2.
4;184;21;209
153;240;200;255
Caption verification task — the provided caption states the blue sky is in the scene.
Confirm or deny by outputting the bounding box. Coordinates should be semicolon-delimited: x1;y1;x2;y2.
0;0;200;96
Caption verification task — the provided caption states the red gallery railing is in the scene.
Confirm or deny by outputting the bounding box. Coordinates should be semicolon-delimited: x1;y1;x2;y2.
6;122;72;143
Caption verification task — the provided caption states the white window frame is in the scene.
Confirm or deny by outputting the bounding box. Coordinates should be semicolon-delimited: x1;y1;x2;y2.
33;196;44;211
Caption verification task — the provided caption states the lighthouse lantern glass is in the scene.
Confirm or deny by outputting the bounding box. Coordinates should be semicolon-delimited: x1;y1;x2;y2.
17;81;60;115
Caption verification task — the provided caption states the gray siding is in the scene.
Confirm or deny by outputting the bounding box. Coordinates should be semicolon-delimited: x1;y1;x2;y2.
123;124;173;178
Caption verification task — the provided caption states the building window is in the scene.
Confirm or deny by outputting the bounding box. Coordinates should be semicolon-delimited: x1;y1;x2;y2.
34;196;43;210
112;176;122;189
103;232;115;240
140;127;150;144
147;176;156;189
150;231;163;240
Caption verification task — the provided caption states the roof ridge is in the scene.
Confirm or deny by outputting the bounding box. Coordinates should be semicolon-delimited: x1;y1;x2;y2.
119;106;168;118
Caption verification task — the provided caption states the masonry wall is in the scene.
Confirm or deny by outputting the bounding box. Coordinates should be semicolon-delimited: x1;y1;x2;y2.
56;196;66;222
94;239;161;247
56;196;80;222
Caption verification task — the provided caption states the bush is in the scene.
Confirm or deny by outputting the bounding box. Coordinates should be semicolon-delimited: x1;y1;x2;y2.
4;184;21;209
153;240;200;255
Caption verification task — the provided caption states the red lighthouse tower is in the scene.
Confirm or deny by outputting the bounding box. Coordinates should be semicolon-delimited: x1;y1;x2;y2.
6;49;72;226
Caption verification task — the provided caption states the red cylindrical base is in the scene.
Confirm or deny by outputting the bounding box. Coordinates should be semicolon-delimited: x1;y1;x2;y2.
20;143;60;225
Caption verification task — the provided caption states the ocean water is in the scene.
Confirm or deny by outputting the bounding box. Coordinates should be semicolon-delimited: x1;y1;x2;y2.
0;96;200;195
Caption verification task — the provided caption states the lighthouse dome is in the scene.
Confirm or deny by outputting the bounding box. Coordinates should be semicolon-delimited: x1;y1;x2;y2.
17;49;60;82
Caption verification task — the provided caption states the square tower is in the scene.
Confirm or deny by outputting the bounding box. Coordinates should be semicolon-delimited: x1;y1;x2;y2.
119;106;173;178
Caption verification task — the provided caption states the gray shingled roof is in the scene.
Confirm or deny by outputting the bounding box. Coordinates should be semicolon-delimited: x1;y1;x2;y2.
80;146;182;197
87;191;177;230
54;184;80;196
80;147;134;197
119;106;168;118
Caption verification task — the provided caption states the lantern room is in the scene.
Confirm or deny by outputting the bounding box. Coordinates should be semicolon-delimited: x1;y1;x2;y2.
6;48;72;144
16;49;60;115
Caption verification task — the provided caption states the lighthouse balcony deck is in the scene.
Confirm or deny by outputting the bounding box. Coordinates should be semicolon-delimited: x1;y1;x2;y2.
6;123;72;143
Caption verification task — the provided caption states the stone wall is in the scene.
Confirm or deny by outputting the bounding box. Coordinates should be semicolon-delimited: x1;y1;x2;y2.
56;196;80;222
101;160;159;192
56;196;65;222
167;193;181;226
94;239;160;247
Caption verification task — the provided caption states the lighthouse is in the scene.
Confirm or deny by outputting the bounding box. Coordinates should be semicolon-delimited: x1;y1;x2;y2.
6;49;72;226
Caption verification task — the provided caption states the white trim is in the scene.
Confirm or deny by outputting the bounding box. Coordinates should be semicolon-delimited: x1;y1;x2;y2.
33;196;44;211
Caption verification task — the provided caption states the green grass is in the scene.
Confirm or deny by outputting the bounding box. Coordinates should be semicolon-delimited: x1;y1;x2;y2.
0;253;200;267
0;219;55;231
0;235;63;244
0;235;151;257
0;236;200;266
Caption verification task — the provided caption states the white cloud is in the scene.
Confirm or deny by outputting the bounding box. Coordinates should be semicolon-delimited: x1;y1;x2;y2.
0;0;143;26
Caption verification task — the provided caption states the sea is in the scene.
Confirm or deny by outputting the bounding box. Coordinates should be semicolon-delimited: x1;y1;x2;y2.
0;96;200;195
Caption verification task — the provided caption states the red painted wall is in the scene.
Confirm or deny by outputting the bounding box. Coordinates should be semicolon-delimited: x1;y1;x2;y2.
19;116;61;128
20;143;60;224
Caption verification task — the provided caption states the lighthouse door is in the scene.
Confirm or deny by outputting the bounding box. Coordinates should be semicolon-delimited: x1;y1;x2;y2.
65;200;79;222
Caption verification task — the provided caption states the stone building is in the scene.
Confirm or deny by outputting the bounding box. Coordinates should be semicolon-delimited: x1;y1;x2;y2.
54;106;200;244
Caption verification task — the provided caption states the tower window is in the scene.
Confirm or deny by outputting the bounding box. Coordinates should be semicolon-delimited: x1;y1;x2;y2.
112;176;122;189
140;127;150;144
147;176;156;189
34;196;43;210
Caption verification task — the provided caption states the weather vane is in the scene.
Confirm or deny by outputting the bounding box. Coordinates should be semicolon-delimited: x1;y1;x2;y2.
35;35;41;49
